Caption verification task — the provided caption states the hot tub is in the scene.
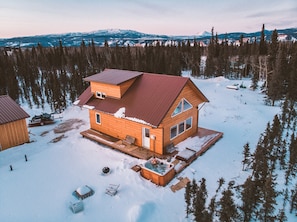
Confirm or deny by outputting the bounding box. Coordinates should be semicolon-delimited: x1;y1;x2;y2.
140;158;175;186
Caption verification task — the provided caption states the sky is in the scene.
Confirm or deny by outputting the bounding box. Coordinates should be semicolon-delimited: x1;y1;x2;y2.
1;0;297;38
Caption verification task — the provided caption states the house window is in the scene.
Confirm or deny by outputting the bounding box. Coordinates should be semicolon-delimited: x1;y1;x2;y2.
172;101;182;116
178;122;185;134
95;113;101;124
183;99;192;111
144;128;150;137
170;125;178;139
170;117;193;140
96;91;106;99
185;117;192;130
172;98;193;117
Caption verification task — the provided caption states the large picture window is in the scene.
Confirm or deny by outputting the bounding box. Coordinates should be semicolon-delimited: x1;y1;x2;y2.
170;117;193;140
178;122;185;134
172;98;193;117
185;117;192;130
170;126;178;139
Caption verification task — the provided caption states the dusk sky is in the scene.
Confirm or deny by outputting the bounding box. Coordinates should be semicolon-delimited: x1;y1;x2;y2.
1;0;297;38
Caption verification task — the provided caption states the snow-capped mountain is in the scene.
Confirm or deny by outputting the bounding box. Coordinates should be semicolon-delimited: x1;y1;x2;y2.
0;28;296;48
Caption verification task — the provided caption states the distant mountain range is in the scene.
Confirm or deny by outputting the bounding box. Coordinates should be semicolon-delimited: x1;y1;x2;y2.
0;28;296;48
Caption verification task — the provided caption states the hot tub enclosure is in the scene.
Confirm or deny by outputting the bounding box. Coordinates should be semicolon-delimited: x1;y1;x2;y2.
140;158;176;186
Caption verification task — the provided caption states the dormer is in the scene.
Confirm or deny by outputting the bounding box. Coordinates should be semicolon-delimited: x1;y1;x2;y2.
83;69;142;99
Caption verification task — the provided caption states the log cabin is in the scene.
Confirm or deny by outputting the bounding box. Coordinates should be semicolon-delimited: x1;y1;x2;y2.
76;69;209;155
0;95;30;151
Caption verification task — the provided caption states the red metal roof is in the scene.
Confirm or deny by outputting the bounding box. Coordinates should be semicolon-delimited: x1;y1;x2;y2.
0;95;30;125
77;86;93;106
83;69;143;85
79;70;209;127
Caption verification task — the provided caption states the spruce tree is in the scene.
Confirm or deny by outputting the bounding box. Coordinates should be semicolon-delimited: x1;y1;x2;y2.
287;42;297;102
258;174;278;221
205;27;216;77
193;178;209;222
185;182;192;218
208;196;216;221
242;142;252;171
267;44;288;106
259;24;268;56
268;29;279;70
216;177;225;193
241;176;257;222
290;183;297;215
218;186;239;221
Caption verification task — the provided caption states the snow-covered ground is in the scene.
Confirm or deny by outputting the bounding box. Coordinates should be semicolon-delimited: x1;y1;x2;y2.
1;75;293;221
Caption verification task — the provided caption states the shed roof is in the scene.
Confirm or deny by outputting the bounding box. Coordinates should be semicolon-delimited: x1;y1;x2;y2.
83;69;143;85
78;69;209;127
0;95;30;125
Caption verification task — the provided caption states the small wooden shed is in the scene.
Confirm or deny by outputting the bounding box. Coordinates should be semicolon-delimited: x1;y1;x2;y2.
0;95;30;151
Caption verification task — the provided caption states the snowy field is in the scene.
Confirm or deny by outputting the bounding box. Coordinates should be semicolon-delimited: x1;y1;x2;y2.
1;75;292;221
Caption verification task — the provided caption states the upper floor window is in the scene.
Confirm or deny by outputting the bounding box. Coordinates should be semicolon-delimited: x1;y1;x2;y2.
96;91;106;99
172;98;193;117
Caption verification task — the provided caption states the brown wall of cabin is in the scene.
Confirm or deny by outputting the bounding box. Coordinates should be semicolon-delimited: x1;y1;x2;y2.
0;119;29;151
90;82;121;98
161;83;204;148
89;110;165;154
119;78;137;97
90;78;136;99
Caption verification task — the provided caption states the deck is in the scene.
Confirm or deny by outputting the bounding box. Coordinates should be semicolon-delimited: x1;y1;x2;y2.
173;127;223;174
80;127;223;161
80;129;155;159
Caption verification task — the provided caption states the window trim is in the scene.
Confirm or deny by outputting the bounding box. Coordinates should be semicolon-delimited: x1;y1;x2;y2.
178;122;185;134
171;98;193;117
170;125;178;140
96;91;106;99
185;117;192;130
170;116;193;140
183;98;193;112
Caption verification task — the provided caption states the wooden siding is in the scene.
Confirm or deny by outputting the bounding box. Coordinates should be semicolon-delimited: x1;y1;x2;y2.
90;82;120;98
87;81;206;155
0;119;29;151
89;109;165;154
140;167;175;186
118;78;137;97
161;82;205;147
90;78;136;99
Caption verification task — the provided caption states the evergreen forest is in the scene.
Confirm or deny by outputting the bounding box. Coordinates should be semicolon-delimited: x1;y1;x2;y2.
1;24;297;221
0;25;297;112
184;98;297;221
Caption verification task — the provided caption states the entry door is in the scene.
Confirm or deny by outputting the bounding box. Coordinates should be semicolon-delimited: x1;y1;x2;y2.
142;128;150;149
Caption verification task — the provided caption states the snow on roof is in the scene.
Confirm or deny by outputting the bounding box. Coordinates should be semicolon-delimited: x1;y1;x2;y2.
114;107;125;118
82;105;95;110
73;100;80;105
76;185;92;196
